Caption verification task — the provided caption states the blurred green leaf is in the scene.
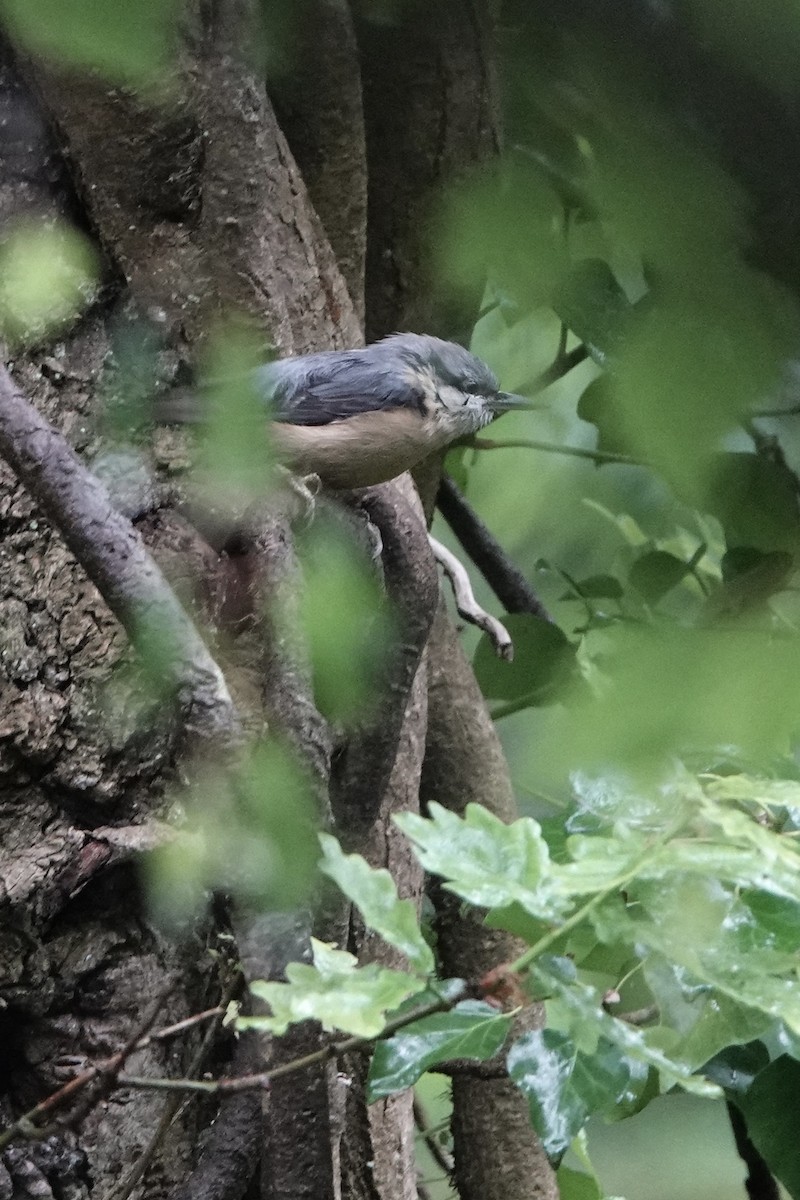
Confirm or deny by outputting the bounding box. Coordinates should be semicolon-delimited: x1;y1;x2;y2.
576;375;634;458
0;221;98;345
702;773;800;812
702;454;800;553
507;1029;631;1160
244;939;420;1038
628;551;690;603
368;1000;512;1099
474;614;575;705
556;623;800;773
318;835;434;975
555;1166;603;1200
682;0;800;97
560;574;624;602
190;327;277;509
299;519;393;722
439;156;568;312
148;739;319;924
737;1056;800;1199
552;259;634;365
0;0;179;84
396;802;569;920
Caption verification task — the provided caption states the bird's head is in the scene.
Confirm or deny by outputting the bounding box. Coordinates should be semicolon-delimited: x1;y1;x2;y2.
384;333;529;438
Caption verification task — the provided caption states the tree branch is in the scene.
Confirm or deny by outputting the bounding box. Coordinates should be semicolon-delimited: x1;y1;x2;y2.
436;476;550;620
429;535;513;658
0;360;242;748
330;479;440;834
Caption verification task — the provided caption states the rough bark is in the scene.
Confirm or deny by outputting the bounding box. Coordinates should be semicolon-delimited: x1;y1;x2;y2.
334;477;433;1200
0;1;358;1193
0;0;558;1196
23;0;360;355
357;0;500;341
268;0;367;323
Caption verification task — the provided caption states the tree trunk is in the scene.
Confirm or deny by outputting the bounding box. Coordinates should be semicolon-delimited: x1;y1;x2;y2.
0;3;557;1198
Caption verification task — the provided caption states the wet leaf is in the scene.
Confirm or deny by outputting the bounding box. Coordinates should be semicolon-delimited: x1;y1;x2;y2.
368;1001;512;1099
319;835;434;975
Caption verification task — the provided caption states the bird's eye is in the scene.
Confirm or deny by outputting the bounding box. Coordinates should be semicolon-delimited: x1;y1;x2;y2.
438;384;468;410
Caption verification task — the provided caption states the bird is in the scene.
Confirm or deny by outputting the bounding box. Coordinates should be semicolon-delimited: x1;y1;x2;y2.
156;333;529;490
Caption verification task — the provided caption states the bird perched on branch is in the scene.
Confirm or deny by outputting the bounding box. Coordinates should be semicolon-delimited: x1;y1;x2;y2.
156;333;528;489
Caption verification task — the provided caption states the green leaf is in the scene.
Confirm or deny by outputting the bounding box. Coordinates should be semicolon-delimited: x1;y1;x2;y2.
507;1029;631;1160
318;835;434;975
702;773;800;812
244;939;419;1038
552;258;635;364
298;519;395;722
737;1057;800;1199
593;865;800;1040
561;574;625;602
0;221;98;345
473;613;575;704
147;739;320;925
440;156;569;311
0;0;179;84
643;954;774;1071
535;956;719;1096
576;376;634;458
703;453;800;553
703;1041;770;1094
555;1167;603;1200
396;802;569;920
628;550;690;603
553;623;800;774
367;1000;513;1099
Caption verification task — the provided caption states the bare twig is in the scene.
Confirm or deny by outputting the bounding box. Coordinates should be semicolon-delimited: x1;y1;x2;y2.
0;986;173;1151
111;986;465;1097
518;343;589;394
0;984;467;1150
0;360;242;748
436;476;550;620
429;536;512;660
472;436;644;467
110;975;243;1200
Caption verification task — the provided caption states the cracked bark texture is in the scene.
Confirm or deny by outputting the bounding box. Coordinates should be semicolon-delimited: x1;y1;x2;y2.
0;2;557;1199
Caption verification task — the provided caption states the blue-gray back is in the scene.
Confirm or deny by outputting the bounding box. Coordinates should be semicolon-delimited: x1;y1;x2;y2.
254;334;498;426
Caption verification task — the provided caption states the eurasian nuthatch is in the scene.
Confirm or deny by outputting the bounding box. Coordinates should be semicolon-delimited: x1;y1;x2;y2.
159;333;529;489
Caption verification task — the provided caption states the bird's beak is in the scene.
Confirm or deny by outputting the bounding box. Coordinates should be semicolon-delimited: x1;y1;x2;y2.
488;391;532;413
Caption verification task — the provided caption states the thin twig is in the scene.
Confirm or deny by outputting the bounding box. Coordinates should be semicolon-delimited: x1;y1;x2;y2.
109;976;242;1200
140;1007;225;1048
0;983;466;1151
436;476;550;620
472;436;644;467
103;987;466;1100
429;535;513;660
0;986;173;1151
518;343;589;394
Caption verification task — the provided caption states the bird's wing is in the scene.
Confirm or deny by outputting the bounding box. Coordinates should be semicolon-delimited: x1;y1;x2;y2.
257;352;428;426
